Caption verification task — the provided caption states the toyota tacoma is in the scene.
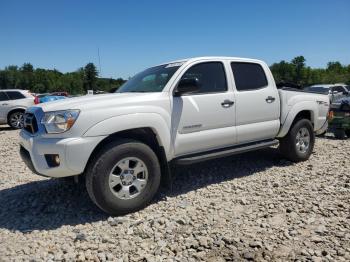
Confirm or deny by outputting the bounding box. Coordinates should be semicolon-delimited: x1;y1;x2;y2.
19;57;329;215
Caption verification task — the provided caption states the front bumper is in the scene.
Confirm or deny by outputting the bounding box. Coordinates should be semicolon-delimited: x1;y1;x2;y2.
19;130;106;178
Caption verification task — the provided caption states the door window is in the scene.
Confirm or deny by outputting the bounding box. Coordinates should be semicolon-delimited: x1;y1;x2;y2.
181;62;227;94
5;91;25;100
231;62;268;91
332;86;345;93
0;92;9;101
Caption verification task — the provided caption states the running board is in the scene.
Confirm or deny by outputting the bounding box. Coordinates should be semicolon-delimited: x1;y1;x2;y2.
174;139;279;165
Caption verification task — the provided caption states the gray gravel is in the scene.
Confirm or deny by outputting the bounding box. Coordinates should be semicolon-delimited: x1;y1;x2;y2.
0;125;349;261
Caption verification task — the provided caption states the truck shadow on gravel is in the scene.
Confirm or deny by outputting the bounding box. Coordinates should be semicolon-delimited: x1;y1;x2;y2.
0;125;15;131
0;147;290;232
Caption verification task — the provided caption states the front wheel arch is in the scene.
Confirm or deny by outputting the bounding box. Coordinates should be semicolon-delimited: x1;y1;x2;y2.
83;127;171;186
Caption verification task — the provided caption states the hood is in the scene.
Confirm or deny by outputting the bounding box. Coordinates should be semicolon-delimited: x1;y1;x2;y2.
37;93;162;112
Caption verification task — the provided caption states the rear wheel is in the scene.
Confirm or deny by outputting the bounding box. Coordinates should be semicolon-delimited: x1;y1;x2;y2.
85;139;161;215
334;129;346;139
279;119;315;162
8;110;25;129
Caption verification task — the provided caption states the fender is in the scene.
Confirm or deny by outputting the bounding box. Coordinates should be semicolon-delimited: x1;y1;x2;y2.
83;113;172;159
8;106;27;113
277;101;318;138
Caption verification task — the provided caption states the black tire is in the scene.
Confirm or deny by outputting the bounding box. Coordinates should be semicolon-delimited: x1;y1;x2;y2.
85;139;161;215
279;119;315;162
334;129;346;139
345;130;350;138
8;110;25;129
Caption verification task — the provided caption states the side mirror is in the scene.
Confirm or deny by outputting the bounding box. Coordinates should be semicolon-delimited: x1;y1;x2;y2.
174;78;200;96
331;90;338;95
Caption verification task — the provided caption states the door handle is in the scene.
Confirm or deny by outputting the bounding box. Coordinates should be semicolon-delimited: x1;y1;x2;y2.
1;103;8;106
265;96;276;103
221;99;234;108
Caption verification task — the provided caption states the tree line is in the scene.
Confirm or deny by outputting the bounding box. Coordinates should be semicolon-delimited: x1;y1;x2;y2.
0;62;126;95
270;56;350;87
0;57;349;94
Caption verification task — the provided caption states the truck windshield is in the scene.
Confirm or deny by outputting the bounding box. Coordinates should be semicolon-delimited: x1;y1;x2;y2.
117;64;181;93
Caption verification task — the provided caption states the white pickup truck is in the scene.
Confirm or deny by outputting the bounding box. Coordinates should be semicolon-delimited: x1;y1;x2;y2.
19;57;329;215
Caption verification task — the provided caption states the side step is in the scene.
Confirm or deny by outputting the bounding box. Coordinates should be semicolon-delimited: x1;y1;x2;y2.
174;139;279;165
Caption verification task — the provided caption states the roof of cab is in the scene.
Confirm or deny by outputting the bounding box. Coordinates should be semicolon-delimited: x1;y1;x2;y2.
159;56;266;67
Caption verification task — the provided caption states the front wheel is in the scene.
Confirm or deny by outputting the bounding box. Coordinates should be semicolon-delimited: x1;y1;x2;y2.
85;139;161;215
279;119;315;162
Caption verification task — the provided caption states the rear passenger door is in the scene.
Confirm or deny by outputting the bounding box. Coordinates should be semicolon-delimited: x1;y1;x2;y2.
231;62;280;144
173;61;236;156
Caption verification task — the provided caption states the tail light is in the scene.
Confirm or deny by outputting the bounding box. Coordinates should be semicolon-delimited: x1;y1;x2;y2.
34;96;40;104
328;111;334;121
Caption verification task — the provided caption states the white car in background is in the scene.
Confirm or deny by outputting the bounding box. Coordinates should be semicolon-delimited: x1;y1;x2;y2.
0;89;34;128
304;84;349;103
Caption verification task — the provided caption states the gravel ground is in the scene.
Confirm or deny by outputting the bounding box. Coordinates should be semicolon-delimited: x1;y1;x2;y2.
0;125;349;262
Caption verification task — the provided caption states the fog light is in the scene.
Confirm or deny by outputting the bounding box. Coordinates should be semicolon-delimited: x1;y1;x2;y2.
45;154;60;167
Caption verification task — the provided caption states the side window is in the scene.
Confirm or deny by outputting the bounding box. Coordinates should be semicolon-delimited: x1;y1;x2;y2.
181;62;227;93
231;62;268;91
6;91;25;100
0;92;9;102
333;86;344;93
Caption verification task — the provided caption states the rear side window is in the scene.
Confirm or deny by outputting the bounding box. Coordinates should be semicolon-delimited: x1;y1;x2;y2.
332;86;345;93
0;92;9;101
6;91;26;100
231;62;268;91
181;62;227;93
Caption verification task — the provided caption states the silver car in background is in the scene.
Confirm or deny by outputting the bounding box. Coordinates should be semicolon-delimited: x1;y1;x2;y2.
304;84;349;103
0;89;34;128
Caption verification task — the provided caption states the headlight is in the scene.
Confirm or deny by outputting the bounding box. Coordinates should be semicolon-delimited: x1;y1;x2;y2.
41;110;80;134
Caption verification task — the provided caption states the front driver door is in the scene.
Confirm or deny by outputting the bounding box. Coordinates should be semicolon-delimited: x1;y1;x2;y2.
172;61;236;156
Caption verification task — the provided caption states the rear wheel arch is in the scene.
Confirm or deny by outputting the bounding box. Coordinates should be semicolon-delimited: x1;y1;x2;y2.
292;110;314;125
278;109;315;138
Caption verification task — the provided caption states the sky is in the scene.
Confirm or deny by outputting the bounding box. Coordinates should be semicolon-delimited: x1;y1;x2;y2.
1;0;350;78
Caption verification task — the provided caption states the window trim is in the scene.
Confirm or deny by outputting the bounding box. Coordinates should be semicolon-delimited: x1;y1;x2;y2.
173;61;229;96
231;62;269;92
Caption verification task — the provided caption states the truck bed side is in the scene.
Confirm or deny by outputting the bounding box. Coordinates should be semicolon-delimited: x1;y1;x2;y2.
277;89;329;137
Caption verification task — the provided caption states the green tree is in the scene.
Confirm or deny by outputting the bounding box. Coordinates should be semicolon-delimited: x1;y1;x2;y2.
83;63;98;92
291;56;306;85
